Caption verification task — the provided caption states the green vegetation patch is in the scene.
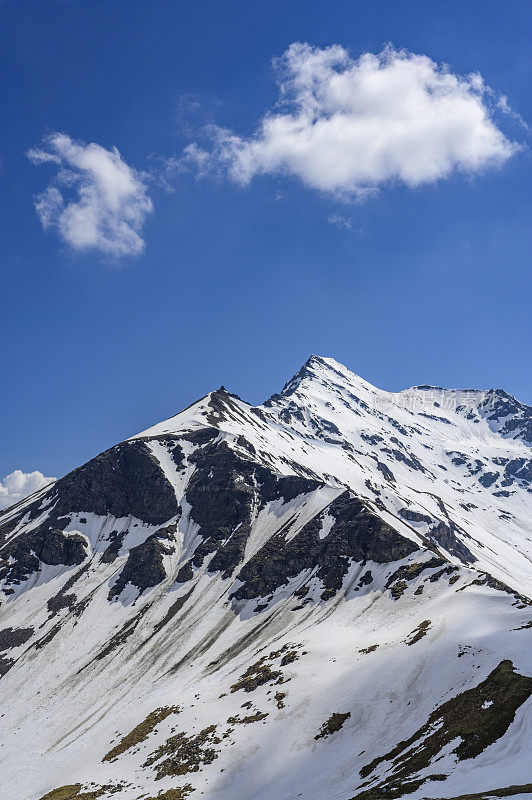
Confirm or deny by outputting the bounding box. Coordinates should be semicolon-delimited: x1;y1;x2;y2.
268;641;303;659
389;580;407;600
315;712;351;740
423;784;532;800
280;649;299;666
386;558;458;600
103;706;180;762
386;558;445;588
353;783;532;800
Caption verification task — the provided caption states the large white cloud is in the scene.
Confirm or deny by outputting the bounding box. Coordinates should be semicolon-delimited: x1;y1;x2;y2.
190;43;519;199
0;470;55;511
28;134;153;257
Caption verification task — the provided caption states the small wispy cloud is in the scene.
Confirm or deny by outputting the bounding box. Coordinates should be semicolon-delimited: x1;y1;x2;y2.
174;92;223;137
183;43;521;200
0;469;55;511
28;133;153;258
177;142;214;177
496;95;528;129
327;214;363;232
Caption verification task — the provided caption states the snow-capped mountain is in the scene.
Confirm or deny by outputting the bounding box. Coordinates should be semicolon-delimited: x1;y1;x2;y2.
0;356;531;800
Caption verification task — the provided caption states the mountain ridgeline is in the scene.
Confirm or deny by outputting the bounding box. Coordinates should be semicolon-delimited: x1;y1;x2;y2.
0;356;531;800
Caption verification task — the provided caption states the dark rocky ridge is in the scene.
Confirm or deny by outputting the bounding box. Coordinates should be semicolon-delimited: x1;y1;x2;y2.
2;358;532;800
176;438;323;583
479;390;532;444
232;491;418;602
53;439;179;524
1;359;529;617
0;438;182;591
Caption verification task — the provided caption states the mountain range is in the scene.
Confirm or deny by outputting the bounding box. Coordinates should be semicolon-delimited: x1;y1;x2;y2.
1;356;531;800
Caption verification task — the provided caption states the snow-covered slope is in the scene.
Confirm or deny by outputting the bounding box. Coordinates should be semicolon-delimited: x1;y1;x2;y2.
0;356;531;800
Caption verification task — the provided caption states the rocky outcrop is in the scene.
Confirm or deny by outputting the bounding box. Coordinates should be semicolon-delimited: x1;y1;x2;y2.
0;626;33;650
53;439;179;525
0;526;87;586
232;492;418;602
109;524;179;601
429;520;476;563
179;439;323;580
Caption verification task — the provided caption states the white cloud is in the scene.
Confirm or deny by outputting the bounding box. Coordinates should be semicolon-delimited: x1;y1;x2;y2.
192;43;520;199
0;470;55;511
28;133;153;257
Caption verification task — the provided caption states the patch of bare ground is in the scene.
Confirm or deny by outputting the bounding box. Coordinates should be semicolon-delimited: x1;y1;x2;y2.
226;711;268;724
404;620;431;645
141;786;195;800
39;784;127;800
143;725;221;780
102;706;180;762
315;712;351;740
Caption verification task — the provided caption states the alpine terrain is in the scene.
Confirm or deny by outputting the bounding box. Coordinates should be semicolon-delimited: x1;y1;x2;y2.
1;356;531;800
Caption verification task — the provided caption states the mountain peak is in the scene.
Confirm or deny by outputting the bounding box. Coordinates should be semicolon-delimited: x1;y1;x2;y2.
279;354;375;399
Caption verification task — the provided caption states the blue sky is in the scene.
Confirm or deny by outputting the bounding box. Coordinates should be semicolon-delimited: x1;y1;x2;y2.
1;0;531;495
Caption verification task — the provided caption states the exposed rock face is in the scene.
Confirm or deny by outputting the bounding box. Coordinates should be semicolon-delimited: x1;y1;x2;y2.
0;626;33;650
0;625;34;677
233;492;418;601
0;439;181;590
399;508;433;524
179;439;323;580
109;524;178;601
428;520;476;563
54;440;180;524
0;526;87;585
479;389;532;444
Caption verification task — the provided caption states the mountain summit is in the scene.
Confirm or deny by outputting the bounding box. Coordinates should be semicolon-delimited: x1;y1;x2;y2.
1;357;531;800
